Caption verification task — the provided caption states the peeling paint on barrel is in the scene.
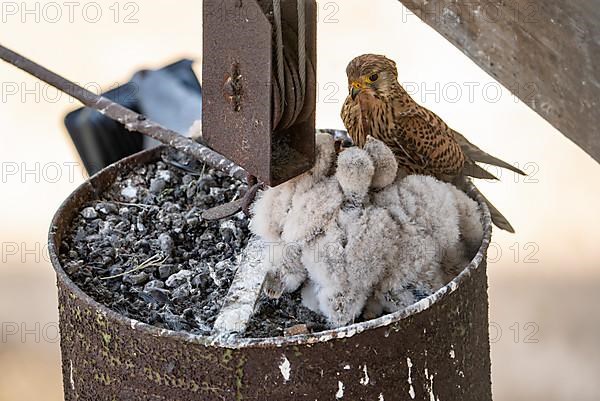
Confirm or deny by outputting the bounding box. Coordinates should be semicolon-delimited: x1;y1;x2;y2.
408;357;416;399
360;364;369;386
336;381;345;399
279;355;291;382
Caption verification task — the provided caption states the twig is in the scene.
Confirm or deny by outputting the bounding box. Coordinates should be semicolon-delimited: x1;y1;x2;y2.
101;254;168;281
112;201;152;209
0;44;248;182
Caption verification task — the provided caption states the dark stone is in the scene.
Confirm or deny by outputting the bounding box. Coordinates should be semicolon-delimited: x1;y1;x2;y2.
165;270;193;288
150;178;167;194
140;288;170;305
158;233;175;254
144;280;165;291
171;283;192;301
96;202;118;215
158;264;174;280
123;272;150;286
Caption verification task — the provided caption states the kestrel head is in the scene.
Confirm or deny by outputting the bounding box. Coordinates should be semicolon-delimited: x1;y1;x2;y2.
346;54;398;101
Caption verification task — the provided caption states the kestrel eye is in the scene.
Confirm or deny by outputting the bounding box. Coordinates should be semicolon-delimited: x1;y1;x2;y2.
368;73;379;82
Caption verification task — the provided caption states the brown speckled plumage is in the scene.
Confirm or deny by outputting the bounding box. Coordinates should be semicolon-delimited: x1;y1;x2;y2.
341;54;525;232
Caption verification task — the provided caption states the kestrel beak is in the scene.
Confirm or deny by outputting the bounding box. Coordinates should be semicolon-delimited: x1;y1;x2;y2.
351;82;362;100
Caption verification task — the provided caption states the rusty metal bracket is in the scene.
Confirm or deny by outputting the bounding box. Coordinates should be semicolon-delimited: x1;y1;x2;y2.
203;0;317;187
201;181;263;221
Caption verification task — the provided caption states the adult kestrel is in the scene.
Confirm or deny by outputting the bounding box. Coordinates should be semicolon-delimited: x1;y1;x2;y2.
341;54;524;232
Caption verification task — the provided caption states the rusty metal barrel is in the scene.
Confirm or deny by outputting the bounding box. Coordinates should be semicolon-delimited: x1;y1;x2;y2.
48;146;493;401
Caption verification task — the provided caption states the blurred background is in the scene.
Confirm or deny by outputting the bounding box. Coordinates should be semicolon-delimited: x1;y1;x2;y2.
0;0;599;400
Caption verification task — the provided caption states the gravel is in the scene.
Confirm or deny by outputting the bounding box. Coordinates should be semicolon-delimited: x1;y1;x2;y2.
245;292;327;338
58;150;326;338
59;151;250;336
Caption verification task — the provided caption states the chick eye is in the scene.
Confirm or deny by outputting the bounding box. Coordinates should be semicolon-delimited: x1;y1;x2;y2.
368;73;379;82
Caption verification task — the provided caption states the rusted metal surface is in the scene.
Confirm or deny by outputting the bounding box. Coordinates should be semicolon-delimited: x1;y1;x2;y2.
202;0;317;186
201;182;263;221
398;0;600;164
49;146;493;400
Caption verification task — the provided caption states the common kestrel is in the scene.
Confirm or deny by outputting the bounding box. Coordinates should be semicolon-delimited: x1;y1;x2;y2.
341;54;524;232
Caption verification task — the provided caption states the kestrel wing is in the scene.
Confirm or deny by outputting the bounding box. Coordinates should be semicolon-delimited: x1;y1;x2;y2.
452;130;526;176
462;159;499;180
392;106;465;178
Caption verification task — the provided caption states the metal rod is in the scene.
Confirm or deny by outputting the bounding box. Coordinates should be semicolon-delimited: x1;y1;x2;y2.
0;44;248;182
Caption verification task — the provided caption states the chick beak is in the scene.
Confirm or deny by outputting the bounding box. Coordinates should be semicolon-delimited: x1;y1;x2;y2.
351;86;361;100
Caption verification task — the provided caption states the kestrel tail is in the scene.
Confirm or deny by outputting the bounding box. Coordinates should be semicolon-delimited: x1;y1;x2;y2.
341;54;525;233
